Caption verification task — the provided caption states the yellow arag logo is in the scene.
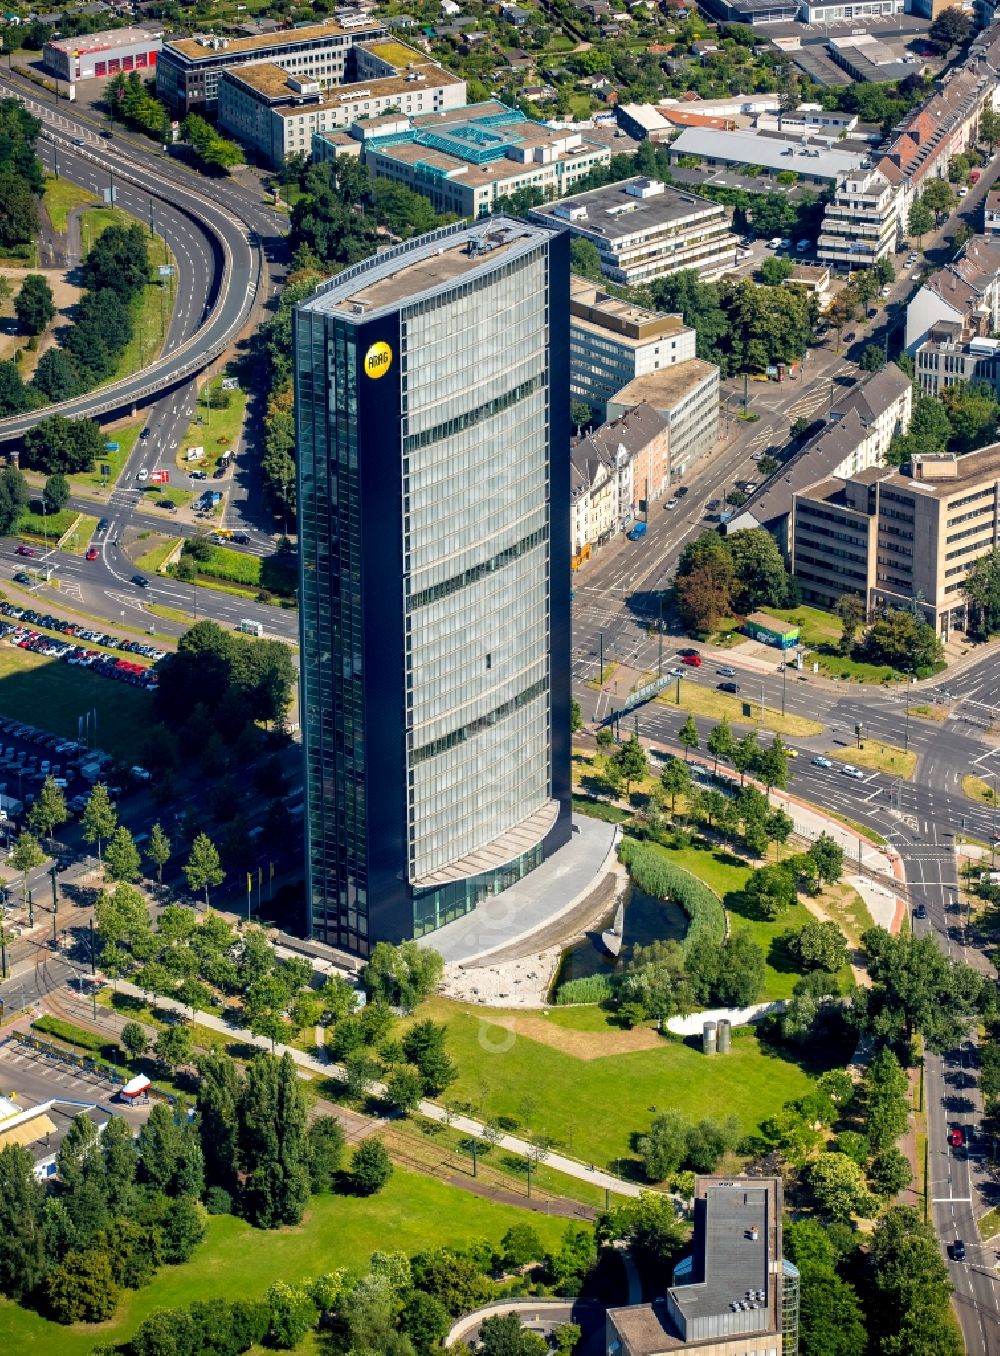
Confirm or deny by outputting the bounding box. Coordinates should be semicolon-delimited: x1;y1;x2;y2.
363;341;393;379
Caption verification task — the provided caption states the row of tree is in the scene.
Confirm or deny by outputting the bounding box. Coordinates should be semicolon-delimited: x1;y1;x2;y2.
673;528;794;635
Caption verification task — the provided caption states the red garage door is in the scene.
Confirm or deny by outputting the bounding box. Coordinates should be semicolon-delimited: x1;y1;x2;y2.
148;51;157;65
108;57;119;73
95;60;106;76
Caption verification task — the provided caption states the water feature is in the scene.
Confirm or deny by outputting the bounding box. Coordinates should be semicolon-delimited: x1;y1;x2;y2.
556;883;688;987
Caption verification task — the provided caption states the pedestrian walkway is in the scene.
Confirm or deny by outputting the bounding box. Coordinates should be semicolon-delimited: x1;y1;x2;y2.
111;979;644;1201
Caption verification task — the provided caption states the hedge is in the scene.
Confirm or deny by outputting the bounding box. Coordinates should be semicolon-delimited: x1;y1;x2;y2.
554;974;614;1005
618;838;725;953
32;1014;107;1052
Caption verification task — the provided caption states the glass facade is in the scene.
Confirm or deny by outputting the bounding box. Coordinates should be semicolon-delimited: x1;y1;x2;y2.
295;220;571;954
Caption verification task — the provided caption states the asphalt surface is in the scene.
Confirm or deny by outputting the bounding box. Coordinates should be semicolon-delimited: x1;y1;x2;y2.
0;73;263;439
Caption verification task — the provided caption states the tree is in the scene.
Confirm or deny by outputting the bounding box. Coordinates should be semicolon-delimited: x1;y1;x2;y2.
155;1022;194;1073
929;6;971;48
764;807;794;860
401;1291;451;1356
42;471;69;515
921;176;955;222
597;1193;686;1272
46;1248;119;1323
860;343;886;372
612;733;648;797
27;775;68;845
808;1152;875;1222
307;1115;345;1192
759;255;794;285
239;1052;311;1228
808;832;844;884
745;863;797;920
638;1110;690;1181
196;1051;241;1192
0;464;28;534
81;783;117;862
753;738;788;795
707;718;735;771
104;825;142;883
351;1136;393;1195
659;756;691;814
501;1223;544;1268
385;1064;424;1114
835;593;865;656
785;1220;867;1356
727;528;790;611
677;715;700;760
861;1046;911;1154
570;698;583;732
907;198;934;245
402;1018;457;1095
789;919;848;973
870;1146;912;1199
120;1020;148;1060
9;830;44;908
869;1207;961;1356
732;732;758;786
981;106;1000;151
184;833;224;907
715;931;765;1006
570;236;603;281
361;940;443;1011
266;1280;319;1350
145;821;171;883
0;1144;46;1299
14;273;54;335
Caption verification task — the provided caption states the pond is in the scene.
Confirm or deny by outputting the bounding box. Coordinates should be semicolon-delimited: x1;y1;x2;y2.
555;884;688;986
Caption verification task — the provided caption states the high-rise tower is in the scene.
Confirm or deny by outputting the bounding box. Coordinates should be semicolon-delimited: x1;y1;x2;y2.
295;217;571;953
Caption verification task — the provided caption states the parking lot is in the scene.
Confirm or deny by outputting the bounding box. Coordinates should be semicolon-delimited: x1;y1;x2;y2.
0;600;164;695
0;714;114;821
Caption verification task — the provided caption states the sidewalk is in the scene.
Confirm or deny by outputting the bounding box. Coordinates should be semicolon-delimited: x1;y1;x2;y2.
112;979;644;1201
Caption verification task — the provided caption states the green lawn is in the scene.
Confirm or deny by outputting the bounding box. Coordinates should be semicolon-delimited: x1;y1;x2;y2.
651;842;816;1000
59;514;100;556
765;606;904;683
175;372;248;473
0;1170;570;1356
422;999;822;1171
41;175;99;232
73;421;143;496
18;507;78;542
136;535;181;573
0;646;151;758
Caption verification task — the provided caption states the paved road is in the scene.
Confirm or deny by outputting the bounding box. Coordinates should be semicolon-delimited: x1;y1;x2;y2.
0;79;262;439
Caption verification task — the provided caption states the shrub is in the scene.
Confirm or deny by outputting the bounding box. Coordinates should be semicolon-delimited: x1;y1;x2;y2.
32;1015;106;1053
554;974;613;1005
204;1185;233;1215
618;839;725;952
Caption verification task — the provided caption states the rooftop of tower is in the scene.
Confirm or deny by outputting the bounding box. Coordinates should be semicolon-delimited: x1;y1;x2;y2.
301;217;558;321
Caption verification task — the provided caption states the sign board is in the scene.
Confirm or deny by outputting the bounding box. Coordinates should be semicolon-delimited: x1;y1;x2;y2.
100;463;111;479
186;446;204;460
104;441;119;452
150;470;170;485
221;377;239;391
158;264;174;277
742;701;753;718
103;187;116;205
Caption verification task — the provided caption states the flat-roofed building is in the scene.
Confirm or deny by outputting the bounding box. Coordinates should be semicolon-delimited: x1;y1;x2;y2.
530;178;737;286
157;18;385;114
792;471;882;610
914;322;1000;397
569;276;696;417
606;360;720;479
606;1176;798;1356
219;46;465;166
818;166;898;271
320;101;610;218
43;26;162;82
667;126;868;187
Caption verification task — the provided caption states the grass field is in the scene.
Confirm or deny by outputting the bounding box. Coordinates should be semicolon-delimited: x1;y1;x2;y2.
765;606;905;683
414;995;823;1171
817;879;875;953
175;372;248;473
136;535;181;573
18;507;78;541
58;514;100;556
41;176;99;232
0;1168;570;1356
0;646;151;757
909;703;949;721
825;738;916;780
656;679;824;738
63;421;143;498
962;774;997;805
651;841;825;1000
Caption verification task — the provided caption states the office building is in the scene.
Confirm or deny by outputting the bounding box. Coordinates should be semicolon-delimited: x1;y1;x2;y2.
157;18;385;114
218;44;465;167
569;277;696;418
818;167;899;272
607;361;720;479
316;101;610;219
43;27;162;83
791;446;1000;638
606;1176;798;1356
530;178;737;287
294;218;572;953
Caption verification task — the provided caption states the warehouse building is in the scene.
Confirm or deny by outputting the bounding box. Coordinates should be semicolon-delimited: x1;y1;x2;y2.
529;178;737;287
156;18;385;114
43;27;163;83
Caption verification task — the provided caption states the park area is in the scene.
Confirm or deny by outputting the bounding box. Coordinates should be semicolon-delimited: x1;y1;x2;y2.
0;1167;568;1356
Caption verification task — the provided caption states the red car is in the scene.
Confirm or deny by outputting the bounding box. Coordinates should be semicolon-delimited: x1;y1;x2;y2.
949;1128;966;1149
15;545;35;557
682;654;702;667
86;547;99;561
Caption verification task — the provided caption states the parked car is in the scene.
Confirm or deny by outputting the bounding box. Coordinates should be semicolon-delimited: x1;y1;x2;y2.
914;903;927;919
190;470;208;481
664;498;679;510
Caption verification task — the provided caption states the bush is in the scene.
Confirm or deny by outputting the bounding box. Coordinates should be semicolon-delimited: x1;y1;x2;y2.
204;1185;233;1215
618;839;725;952
32;1014;106;1053
350;1137;393;1195
554;974;613;1005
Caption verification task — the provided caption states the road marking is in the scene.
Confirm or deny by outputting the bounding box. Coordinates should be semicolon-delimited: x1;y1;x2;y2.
933;1196;973;1203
